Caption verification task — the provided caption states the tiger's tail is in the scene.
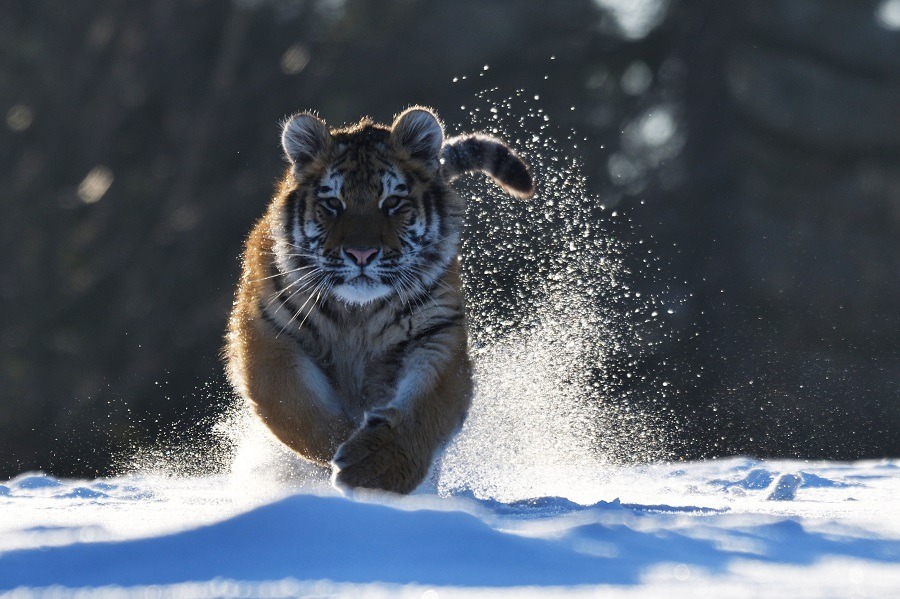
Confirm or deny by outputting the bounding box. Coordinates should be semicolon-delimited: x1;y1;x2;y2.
441;134;535;199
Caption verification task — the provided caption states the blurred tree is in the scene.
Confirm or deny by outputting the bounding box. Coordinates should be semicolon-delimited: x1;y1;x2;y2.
669;0;900;458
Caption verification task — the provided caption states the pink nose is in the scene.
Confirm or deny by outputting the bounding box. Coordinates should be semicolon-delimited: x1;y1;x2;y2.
345;246;379;266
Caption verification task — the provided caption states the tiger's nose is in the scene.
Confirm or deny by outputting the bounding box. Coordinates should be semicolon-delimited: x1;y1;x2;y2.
344;246;379;266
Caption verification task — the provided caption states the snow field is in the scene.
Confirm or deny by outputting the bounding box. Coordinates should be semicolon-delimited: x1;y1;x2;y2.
1;455;898;597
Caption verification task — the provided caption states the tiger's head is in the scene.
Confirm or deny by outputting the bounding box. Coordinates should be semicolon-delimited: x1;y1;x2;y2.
275;107;460;306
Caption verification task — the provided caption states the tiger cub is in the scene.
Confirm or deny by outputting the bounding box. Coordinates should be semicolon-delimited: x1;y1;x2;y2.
225;106;533;494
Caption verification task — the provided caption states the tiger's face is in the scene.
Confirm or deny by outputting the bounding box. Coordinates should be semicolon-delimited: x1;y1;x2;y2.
276;108;461;306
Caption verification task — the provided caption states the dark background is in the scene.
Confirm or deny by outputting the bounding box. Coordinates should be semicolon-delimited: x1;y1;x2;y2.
2;0;898;478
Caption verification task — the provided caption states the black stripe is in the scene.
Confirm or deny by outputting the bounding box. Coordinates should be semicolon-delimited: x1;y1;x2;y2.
384;338;410;369
289;190;305;243
392;296;417;321
376;310;404;337
366;296;394;321
269;276;327;343
279;287;309;316
466;137;486;169
421;190;433;232
441;143;463;177
316;295;340;322
259;300;316;347
419;249;440;264
410;314;463;344
491;144;512;179
407;231;424;246
391;276;445;320
434;180;447;218
494;146;532;193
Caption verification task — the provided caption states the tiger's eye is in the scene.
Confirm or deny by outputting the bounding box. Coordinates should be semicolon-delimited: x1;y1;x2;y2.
382;196;402;211
323;197;342;211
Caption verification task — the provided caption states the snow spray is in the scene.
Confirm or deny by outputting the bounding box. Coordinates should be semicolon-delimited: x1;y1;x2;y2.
123;89;681;504
435;89;679;503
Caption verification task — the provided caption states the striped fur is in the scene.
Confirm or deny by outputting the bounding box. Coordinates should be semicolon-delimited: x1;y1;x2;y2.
442;134;534;199
225;106;533;494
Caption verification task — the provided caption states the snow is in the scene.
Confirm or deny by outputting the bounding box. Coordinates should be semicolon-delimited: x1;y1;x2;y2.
2;452;899;598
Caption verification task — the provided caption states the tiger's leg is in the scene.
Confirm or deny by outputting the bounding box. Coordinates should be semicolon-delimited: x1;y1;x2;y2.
332;337;473;494
228;314;356;467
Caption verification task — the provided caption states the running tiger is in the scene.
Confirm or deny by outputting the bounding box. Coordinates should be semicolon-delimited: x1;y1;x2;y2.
225;106;534;494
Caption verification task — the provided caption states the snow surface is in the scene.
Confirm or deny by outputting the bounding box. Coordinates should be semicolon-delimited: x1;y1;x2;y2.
2;453;899;598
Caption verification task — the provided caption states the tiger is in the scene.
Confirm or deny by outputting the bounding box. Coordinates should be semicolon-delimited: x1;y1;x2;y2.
225;106;534;494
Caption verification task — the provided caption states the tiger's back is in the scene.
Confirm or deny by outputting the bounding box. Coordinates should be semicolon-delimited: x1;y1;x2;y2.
225;107;532;493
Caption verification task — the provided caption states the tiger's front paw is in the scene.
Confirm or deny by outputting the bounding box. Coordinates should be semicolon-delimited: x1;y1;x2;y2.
331;408;425;494
331;408;397;470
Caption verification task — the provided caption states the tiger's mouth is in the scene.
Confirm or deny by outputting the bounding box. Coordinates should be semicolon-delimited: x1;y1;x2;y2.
344;270;383;288
331;272;394;305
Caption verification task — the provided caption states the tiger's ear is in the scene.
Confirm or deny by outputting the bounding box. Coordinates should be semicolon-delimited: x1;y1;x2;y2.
281;112;332;168
391;107;444;168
